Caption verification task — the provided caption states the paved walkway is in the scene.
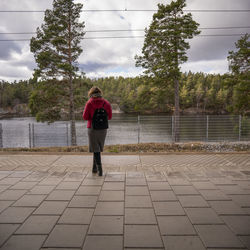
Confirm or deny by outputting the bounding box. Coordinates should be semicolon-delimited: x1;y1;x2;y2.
0;153;249;250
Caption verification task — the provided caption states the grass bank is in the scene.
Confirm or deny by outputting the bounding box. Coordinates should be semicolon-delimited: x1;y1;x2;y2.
0;142;249;154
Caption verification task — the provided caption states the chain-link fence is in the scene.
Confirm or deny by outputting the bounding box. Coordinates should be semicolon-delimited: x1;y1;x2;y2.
0;115;249;148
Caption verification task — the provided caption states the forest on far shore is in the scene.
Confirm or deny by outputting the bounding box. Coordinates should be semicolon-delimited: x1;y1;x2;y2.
0;70;249;116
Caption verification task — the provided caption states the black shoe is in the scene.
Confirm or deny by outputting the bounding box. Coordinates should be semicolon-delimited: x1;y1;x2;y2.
92;164;97;174
97;164;103;176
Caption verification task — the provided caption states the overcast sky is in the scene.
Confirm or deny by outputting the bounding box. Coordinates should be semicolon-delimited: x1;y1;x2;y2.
0;0;249;82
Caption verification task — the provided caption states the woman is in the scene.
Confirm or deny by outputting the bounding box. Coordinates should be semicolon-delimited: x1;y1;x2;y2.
83;86;112;176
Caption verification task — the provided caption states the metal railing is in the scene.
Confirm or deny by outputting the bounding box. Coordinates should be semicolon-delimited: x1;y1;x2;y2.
0;115;249;148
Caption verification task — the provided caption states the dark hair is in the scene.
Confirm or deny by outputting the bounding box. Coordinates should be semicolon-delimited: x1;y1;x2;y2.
88;86;103;98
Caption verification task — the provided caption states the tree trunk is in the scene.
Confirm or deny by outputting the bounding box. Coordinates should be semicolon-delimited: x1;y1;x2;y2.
69;76;76;146
174;78;180;142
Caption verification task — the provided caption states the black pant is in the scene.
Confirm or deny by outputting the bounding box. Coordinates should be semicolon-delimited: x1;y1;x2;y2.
93;152;101;165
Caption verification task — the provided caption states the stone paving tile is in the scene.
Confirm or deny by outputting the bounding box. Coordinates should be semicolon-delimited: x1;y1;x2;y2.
126;178;147;186
178;195;210;207
126;186;150;196
125;208;157;225
22;172;48;182
12;194;46;207
124;249;164;250
221;170;246;179
239;236;250;249
232;180;250;189
83;235;123;250
221;216;250;235
64;172;86;182
94;202;124;216
184;172;208;181
124;225;163;248
172;185;199;195
184;207;223;224
8;171;31;178
102;182;125;190
209;200;246;215
163;236;206;250
0;190;26;200
0;207;34;223
15;215;59;234
9;181;38;190
1;235;47;250
153;201;185;216
198;189;231;200
39;177;63;186
158;216;196;235
191;181;218;190
150;190;177;201
0;224;19;246
0;185;10;193
228;194;250;207
125;196;152;208
167;178;191;186
76;186;101;195
148;182;171;190
145;173;167;182
58;208;94;224
195;224;245;248
68;196;98;208
33;201;68;215
126;172;145;178
43;225;88;248
219;185;250;195
0;201;14;213
82;178;104;186
0;178;22;185
46;190;75;201
27;185;55;195
209;177;236;185
41;248;81;250
99;191;124;201
55;181;81;190
105;174;125;182
242;207;250;215
88;216;123;235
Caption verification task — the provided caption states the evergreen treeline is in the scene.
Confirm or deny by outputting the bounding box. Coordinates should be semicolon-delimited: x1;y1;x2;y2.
0;71;248;115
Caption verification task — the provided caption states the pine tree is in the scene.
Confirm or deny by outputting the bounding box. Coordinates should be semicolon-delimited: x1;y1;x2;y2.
227;34;250;114
30;0;85;145
135;0;200;141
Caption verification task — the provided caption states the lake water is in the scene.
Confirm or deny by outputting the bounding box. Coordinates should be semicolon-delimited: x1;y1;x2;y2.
0;115;248;148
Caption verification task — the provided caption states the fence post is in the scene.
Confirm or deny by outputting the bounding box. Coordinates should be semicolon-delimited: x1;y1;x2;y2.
32;123;35;147
172;116;174;142
0;123;3;148
29;123;31;148
206;115;209;142
66;123;69;146
137;115;140;144
239;115;241;141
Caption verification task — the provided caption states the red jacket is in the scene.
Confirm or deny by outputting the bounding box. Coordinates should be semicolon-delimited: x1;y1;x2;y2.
83;97;112;128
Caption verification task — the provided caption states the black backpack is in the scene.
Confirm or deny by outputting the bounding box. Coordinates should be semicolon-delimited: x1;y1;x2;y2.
92;102;109;130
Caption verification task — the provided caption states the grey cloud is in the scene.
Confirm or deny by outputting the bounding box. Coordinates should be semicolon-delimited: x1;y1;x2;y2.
0;39;21;60
79;61;115;72
12;57;36;71
187;35;237;62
